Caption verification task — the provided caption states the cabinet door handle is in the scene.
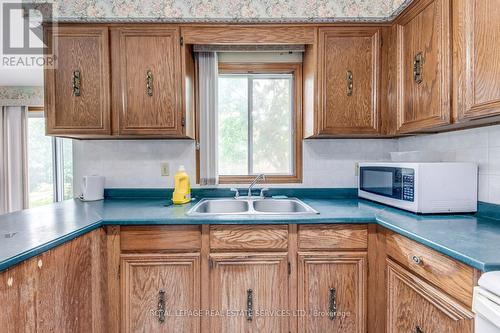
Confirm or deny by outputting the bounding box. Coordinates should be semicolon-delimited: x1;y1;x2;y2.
246;288;253;322
328;288;337;320
146;70;154;96
72;70;81;96
412;326;423;333
158;290;166;323
346;70;353;96
413;52;424;84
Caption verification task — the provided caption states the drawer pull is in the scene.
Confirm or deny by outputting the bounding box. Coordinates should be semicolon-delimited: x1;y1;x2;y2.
328;288;337;320
412;326;423;333
246;289;254;322
146;70;154;96
346;70;353;96
413;52;424;84
158;290;166;323
411;255;423;265
72;70;81;96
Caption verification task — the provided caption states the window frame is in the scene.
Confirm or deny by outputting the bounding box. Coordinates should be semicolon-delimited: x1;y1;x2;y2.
27;107;71;205
216;62;303;184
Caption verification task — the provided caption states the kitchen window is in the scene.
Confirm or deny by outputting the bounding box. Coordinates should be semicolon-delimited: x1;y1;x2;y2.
27;108;73;207
217;63;302;183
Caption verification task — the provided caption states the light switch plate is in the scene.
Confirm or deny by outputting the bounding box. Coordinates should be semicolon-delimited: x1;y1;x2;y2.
161;163;169;176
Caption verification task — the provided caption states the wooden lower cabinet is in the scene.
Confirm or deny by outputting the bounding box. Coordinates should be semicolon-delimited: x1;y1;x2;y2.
208;253;289;333
387;259;474;333
297;252;367;333
0;229;107;332
121;253;200;333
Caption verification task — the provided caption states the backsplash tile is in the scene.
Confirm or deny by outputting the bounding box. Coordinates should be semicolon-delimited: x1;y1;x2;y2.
398;124;500;205
73;124;500;204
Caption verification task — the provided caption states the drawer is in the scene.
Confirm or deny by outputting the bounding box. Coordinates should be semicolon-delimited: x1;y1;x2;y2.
120;226;201;251
298;224;368;250
210;225;288;250
386;231;475;306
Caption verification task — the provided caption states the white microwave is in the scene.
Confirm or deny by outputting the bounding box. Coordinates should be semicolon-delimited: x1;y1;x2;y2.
358;162;478;213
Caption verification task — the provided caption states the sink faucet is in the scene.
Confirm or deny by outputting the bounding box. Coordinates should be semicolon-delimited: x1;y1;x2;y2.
248;174;265;197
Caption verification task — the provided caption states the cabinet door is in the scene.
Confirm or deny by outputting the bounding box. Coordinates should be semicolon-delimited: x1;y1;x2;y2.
317;28;380;136
454;0;500;121
37;229;107;332
113;27;183;137
44;26;110;135
396;0;451;133
209;253;289;333
121;254;200;333
387;259;473;333
0;257;37;331
297;252;367;333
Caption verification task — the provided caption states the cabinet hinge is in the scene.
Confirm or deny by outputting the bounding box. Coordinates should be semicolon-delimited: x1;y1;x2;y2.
180;36;184;46
181;117;186;127
288;261;291;275
380;36;383;47
117;265;120;280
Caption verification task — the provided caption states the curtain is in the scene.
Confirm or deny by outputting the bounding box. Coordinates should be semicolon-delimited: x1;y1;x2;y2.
197;52;219;186
0;106;28;214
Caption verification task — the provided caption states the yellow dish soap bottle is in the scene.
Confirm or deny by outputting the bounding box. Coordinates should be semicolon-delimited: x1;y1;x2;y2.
172;165;191;204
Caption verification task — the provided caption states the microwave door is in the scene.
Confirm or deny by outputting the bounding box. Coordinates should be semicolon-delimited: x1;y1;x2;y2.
360;167;402;199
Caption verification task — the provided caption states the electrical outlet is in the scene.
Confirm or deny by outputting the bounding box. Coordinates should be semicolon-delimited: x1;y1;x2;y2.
160;163;170;176
354;162;359;176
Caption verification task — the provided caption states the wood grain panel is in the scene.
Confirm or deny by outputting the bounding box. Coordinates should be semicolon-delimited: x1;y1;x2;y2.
386;231;475;306
121;253;200;333
210;225;288;251
453;0;500;121
387;259;473;333
209;252;289;333
112;27;184;136
36;229;107;332
396;0;451;133
297;252;367;333
317;27;380;136
367;225;387;333
298;224;368;250
121;225;201;252
181;25;316;44
44;26;110;135
106;225;121;333
0;257;37;332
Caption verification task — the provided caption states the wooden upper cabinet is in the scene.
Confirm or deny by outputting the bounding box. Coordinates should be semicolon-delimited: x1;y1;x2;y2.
209;253;289;333
121;253;200;333
395;0;451;133
313;27;380;136
112;27;184;137
298;252;367;333
387;259;473;333
453;0;500;122
44;26;111;135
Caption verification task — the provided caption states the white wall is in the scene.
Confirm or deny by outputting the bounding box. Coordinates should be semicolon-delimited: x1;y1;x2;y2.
73;139;397;192
398;124;500;205
73;124;500;204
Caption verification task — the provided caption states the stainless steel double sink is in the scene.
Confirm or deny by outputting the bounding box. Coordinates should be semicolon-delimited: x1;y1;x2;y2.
186;197;319;216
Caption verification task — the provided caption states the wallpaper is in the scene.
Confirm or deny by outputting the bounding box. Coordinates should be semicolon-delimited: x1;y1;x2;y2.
44;0;412;22
0;87;44;106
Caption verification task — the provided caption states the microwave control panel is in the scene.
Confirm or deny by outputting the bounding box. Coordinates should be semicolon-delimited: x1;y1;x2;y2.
402;169;415;202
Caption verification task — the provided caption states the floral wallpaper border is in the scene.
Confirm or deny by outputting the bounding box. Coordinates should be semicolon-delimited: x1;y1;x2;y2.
35;0;414;23
0;87;44;107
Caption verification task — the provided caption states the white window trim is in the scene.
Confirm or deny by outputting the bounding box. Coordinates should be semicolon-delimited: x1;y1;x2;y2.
28;111;68;203
218;73;295;176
